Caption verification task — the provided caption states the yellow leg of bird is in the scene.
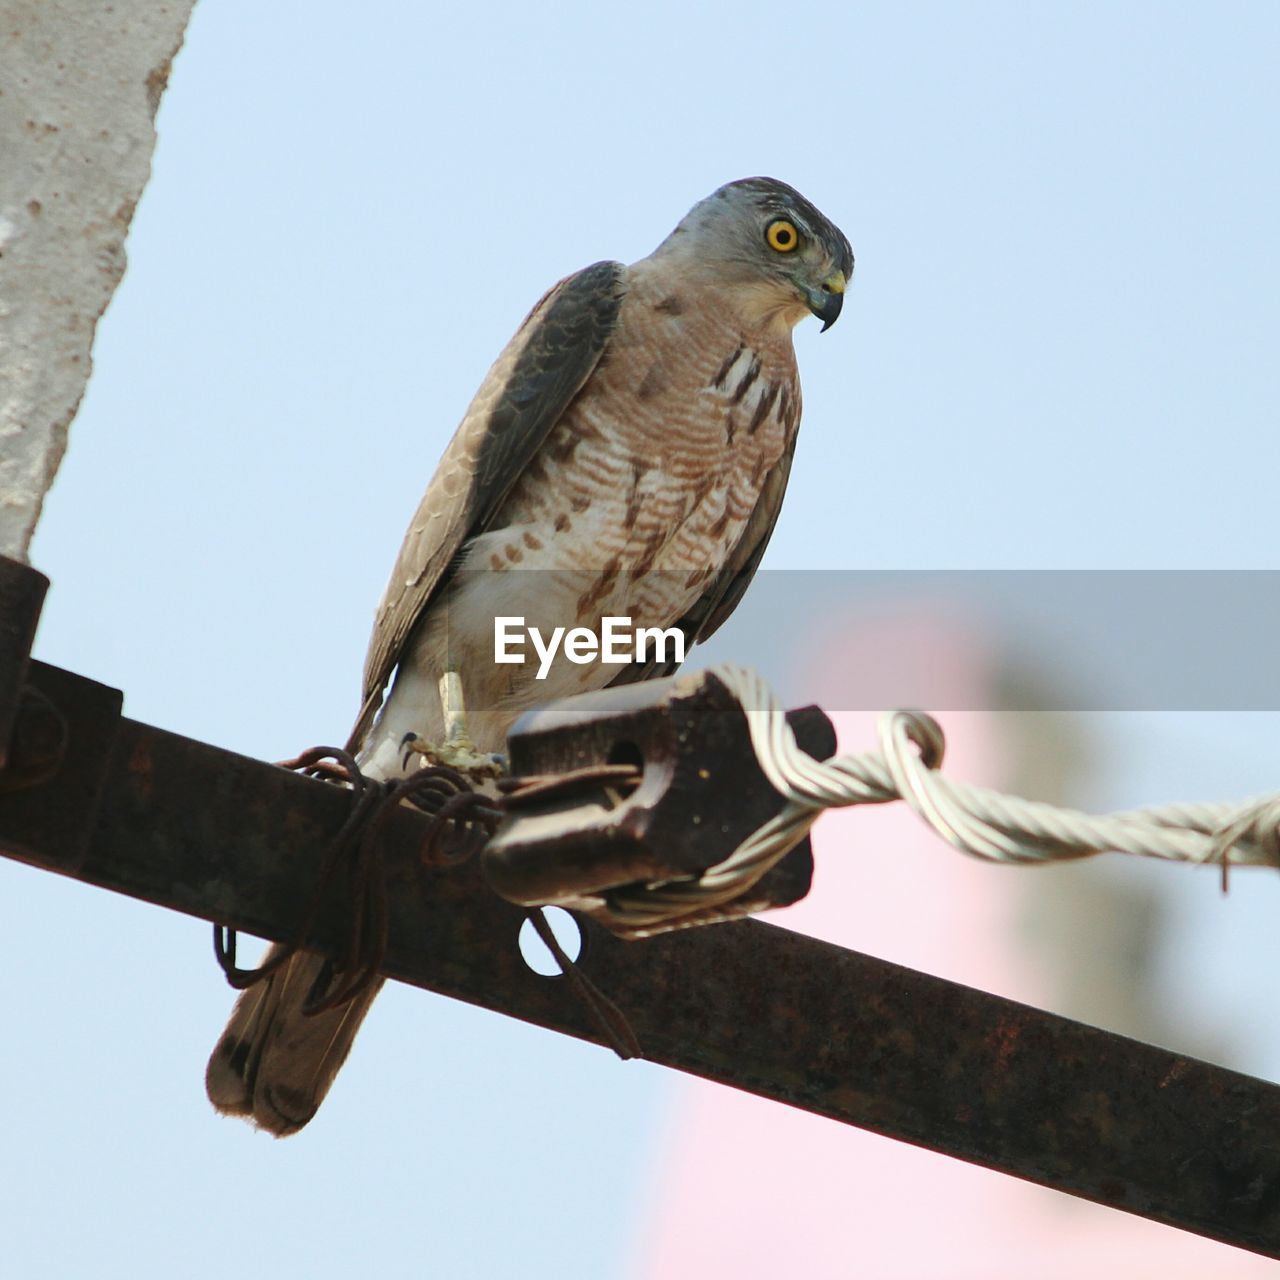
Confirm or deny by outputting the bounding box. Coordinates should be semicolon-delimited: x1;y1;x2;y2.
401;671;505;779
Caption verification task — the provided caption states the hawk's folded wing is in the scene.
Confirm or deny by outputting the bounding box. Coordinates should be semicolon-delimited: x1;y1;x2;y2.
350;260;626;746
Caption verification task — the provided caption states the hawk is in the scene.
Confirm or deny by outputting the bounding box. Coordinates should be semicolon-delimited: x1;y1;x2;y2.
207;177;853;1134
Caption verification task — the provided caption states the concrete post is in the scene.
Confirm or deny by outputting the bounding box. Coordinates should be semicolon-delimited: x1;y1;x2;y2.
0;0;196;559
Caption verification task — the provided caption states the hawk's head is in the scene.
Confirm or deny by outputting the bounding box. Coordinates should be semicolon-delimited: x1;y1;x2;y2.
654;177;854;332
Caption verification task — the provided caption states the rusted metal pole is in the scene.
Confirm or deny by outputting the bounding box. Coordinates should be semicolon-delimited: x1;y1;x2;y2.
1;643;1279;1256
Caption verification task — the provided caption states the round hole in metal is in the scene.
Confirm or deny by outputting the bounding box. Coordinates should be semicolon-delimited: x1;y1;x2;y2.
518;907;583;977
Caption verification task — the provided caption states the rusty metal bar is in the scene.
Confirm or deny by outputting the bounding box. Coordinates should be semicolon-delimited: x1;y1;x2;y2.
1;655;1279;1255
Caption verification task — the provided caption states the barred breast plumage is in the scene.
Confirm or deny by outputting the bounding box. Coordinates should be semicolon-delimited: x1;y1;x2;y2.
395;261;803;753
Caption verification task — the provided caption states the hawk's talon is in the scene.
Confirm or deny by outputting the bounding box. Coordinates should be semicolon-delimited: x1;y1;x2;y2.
394;671;506;780
401;733;506;781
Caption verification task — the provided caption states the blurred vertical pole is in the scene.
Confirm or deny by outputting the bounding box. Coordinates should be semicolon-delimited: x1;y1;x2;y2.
0;0;196;560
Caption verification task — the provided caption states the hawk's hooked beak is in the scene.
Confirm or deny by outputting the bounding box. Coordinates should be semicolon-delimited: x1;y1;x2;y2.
807;269;846;332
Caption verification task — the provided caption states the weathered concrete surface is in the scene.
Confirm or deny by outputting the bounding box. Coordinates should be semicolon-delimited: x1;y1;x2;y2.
0;0;195;560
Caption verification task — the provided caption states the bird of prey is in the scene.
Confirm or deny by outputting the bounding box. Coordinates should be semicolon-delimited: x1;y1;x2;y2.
206;176;853;1134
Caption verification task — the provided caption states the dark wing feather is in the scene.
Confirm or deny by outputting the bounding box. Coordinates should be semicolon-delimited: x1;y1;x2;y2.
351;260;626;744
607;427;798;687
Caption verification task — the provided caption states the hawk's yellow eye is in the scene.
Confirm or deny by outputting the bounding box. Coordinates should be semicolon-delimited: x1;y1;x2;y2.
765;219;800;252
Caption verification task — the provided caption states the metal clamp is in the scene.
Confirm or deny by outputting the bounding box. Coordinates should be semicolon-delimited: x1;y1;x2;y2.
484;669;836;938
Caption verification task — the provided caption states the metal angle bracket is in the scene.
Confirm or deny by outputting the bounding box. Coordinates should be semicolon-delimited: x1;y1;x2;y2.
0;554;51;772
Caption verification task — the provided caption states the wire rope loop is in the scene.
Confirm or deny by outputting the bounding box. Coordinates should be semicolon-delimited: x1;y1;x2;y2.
607;663;1280;933
211;748;501;1013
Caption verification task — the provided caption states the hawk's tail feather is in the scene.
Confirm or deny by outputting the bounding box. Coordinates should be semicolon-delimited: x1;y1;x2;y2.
205;943;384;1137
